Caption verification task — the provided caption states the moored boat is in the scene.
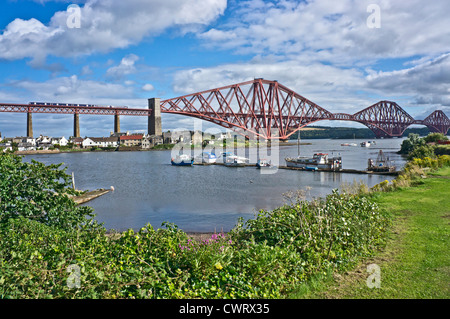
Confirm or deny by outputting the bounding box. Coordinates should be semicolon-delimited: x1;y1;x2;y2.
256;159;276;169
220;152;248;166
194;152;217;164
285;153;342;170
171;154;194;166
367;150;396;172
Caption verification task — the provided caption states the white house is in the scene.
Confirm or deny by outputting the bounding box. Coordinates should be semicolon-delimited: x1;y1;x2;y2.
89;137;119;148
18;142;36;151
82;137;119;148
81;138;95;148
36;135;51;145
51;136;68;146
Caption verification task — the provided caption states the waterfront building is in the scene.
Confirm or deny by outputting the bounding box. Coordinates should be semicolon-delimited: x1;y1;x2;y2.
18;142;36;151
51;136;68;147
81;137;95;148
119;134;144;147
89;137;119;148
70;137;84;148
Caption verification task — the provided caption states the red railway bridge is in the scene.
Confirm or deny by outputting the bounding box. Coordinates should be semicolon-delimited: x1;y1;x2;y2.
160;79;449;139
0;79;449;139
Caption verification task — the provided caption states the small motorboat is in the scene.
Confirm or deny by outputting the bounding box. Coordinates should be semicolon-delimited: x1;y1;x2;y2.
256;159;276;169
194;152;217;164
221;152;248;166
285;153;342;170
171;154;194;166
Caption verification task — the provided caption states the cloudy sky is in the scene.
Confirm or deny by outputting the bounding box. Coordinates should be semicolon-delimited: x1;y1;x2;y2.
0;0;449;138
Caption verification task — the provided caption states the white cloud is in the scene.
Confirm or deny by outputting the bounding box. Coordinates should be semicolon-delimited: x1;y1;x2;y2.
0;0;227;64
142;83;154;91
106;54;139;80
10;75;141;106
198;0;450;64
366;53;450;110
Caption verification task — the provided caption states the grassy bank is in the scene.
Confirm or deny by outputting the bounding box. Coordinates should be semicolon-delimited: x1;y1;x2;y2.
292;167;449;299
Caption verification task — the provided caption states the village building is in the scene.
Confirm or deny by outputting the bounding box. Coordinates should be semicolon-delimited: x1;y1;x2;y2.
119;134;144;147
142;134;163;149
51;136;68;147
17;142;36;151
89;137;119;148
35;135;51;145
70;137;84;148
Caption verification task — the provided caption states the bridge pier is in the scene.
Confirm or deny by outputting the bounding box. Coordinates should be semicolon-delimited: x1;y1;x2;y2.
114;113;120;133
148;98;162;136
27;112;33;138
74;113;80;138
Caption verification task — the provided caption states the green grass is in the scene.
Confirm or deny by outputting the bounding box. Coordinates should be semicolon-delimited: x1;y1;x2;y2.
291;167;450;299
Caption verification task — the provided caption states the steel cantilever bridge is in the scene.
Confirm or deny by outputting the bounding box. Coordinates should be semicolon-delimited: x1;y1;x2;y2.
0;79;449;139
160;79;450;140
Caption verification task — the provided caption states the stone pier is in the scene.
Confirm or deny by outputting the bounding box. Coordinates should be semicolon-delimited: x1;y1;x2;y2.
114;113;120;133
148;98;162;136
74;113;80;138
27;112;33;138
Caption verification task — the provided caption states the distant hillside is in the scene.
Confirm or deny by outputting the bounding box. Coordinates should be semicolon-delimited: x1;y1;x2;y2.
289;126;430;140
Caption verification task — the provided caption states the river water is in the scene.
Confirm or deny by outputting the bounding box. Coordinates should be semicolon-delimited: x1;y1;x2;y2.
24;137;407;232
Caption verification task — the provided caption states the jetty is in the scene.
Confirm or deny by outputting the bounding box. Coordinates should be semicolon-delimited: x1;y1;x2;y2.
192;162;398;175
72;188;112;205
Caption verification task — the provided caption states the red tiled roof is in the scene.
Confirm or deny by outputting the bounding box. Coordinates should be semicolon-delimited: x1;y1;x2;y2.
119;135;143;140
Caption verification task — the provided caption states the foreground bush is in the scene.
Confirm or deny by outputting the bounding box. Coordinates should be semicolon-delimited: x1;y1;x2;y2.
0;153;391;298
0;197;390;299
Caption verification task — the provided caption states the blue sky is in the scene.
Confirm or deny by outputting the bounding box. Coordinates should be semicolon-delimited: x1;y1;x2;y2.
0;0;449;138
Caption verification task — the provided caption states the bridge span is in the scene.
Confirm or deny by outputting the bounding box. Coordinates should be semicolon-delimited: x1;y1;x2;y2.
0;79;449;139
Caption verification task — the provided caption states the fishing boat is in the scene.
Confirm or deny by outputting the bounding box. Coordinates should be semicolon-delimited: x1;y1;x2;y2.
171;154;194;166
256;159;276;169
367;150;396;172
194;152;217;164
220;152;248;165
285;153;342;170
224;157;246;167
360;141;371;147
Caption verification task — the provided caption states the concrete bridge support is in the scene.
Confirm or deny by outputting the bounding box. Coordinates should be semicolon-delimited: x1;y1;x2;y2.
74;113;80;138
148;98;162;136
27;112;33;138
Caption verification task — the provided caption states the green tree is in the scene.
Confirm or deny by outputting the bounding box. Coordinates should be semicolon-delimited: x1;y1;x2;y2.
399;133;425;154
0;153;96;230
408;144;436;160
423;133;449;144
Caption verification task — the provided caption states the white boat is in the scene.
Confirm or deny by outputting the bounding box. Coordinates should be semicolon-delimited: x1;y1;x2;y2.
171;154;194;166
220;152;248;164
256;159;277;169
223;152;248;166
285;153;342;170
360;141;371;147
341;143;357;147
194;152;217;163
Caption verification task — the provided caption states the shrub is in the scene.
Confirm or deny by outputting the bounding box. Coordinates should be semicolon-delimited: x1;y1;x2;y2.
0;153;96;230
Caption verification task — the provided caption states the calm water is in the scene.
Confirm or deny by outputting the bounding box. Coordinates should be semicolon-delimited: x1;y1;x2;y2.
24;138;407;232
